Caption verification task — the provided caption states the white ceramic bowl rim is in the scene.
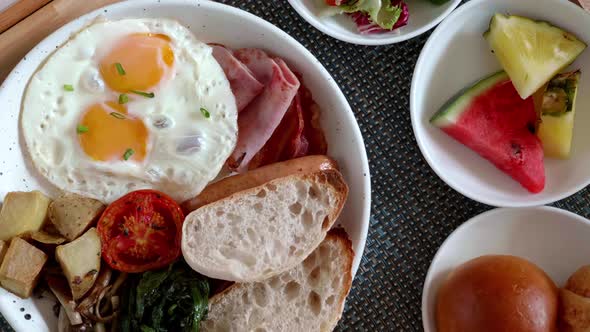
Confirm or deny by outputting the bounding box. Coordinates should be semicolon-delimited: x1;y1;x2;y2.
287;0;461;45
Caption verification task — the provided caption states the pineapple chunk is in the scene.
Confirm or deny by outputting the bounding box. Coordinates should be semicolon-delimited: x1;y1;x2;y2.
537;70;581;159
484;14;586;99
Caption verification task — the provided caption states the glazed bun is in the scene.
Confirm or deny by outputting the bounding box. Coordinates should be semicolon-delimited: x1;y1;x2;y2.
436;255;558;332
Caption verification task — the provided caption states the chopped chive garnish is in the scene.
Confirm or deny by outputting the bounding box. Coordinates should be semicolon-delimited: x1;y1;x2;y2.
115;63;126;75
63;84;74;91
110;112;126;119
200;107;210;118
76;125;89;133
130;90;155;98
123;148;134;161
118;94;128;104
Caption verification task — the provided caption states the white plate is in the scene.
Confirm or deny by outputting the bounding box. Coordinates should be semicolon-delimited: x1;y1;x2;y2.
0;1;371;331
422;206;590;332
288;0;460;45
411;0;590;207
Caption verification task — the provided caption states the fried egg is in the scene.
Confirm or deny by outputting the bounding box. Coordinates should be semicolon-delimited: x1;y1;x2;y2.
21;18;238;202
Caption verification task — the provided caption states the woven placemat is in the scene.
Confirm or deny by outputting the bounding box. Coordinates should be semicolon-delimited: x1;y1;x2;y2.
2;1;590;331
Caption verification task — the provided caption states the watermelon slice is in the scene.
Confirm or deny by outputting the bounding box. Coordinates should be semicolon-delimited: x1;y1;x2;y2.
430;71;545;193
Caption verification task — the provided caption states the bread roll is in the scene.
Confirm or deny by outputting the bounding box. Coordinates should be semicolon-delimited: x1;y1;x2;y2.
566;265;590;298
436;255;558;332
560;265;590;332
560;288;590;332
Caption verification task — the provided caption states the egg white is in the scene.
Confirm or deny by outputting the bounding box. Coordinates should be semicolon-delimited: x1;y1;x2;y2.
21;18;237;203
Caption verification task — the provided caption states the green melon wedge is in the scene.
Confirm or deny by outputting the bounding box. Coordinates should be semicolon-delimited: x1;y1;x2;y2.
484;14;586;99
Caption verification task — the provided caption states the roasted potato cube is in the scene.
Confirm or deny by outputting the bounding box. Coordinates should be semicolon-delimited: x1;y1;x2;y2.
0;191;51;241
0;241;7;264
48;194;105;241
55;228;101;300
0;237;47;298
30;230;66;245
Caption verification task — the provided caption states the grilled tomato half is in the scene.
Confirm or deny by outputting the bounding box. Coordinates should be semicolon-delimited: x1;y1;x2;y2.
97;190;184;273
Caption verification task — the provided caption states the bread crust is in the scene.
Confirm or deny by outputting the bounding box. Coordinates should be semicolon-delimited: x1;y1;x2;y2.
308;170;348;232
181;155;339;213
323;228;354;330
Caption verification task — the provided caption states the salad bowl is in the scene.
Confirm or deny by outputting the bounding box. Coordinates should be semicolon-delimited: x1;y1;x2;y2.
288;0;461;45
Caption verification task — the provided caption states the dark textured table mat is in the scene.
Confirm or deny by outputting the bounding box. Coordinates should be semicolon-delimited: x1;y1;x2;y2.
3;1;590;331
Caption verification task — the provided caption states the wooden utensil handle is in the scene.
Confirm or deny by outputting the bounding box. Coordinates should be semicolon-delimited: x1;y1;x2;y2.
0;0;51;34
0;0;121;83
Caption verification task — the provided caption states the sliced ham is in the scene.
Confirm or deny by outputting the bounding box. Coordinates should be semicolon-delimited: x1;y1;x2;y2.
293;134;309;157
233;48;276;84
247;82;326;170
217;47;327;172
211;45;264;112
248;92;307;169
299;83;328;155
227;58;300;171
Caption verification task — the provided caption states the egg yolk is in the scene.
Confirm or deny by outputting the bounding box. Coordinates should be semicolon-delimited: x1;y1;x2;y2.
78;101;148;162
99;33;174;92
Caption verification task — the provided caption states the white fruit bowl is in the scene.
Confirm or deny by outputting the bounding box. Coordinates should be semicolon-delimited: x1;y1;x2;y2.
411;0;590;207
422;206;590;332
0;1;371;331
288;0;461;45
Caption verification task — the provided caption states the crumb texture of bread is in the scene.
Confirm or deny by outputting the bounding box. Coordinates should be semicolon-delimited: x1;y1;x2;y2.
182;170;347;282
201;230;354;332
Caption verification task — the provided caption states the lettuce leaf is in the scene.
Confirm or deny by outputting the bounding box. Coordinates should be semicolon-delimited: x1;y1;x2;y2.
316;0;403;31
316;0;381;17
373;1;402;30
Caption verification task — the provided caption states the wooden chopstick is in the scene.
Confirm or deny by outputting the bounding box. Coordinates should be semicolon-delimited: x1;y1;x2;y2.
0;0;51;34
0;0;121;83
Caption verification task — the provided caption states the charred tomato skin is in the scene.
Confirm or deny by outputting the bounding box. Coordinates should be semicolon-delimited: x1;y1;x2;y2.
97;189;184;273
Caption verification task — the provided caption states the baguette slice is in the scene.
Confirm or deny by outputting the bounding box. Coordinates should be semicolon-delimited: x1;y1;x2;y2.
201;229;354;332
182;169;348;282
181;155;339;213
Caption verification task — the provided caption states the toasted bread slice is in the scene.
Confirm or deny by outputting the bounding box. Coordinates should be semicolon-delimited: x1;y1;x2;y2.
182;169;348;282
201;229;354;332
